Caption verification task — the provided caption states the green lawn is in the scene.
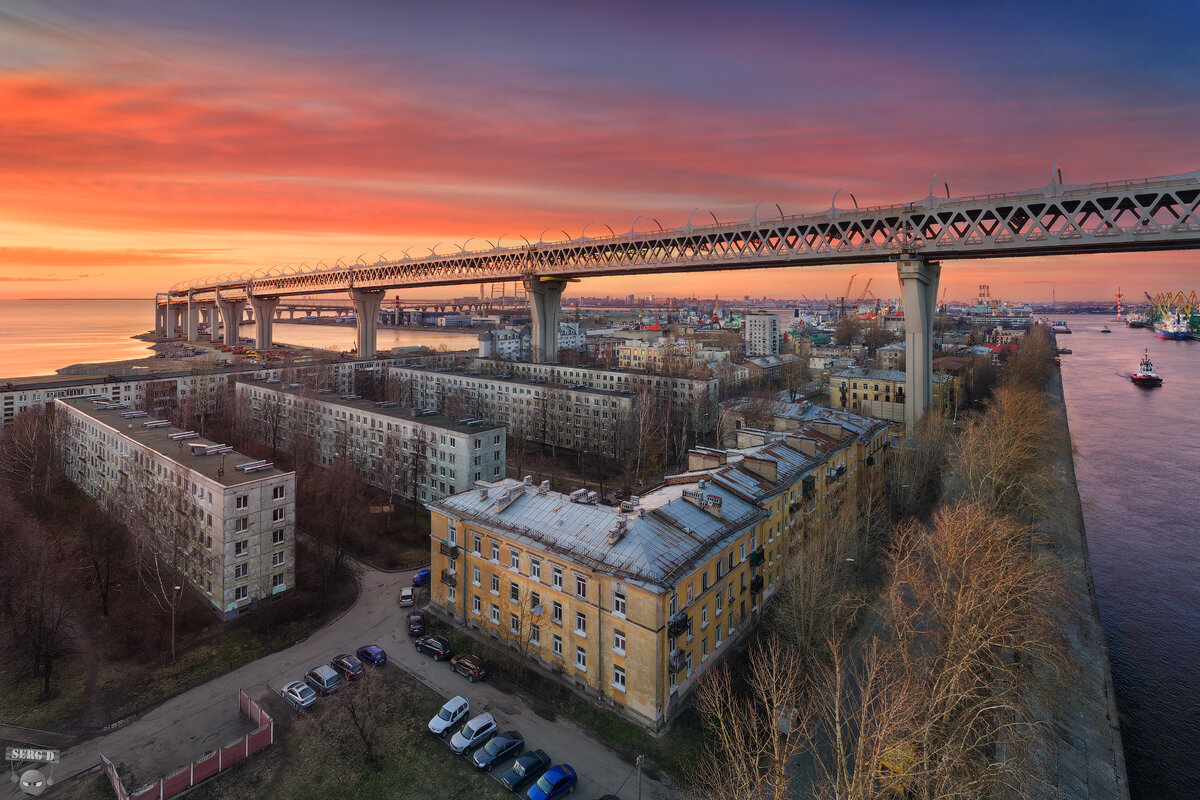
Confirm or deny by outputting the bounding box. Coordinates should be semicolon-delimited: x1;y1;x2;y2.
182;667;511;800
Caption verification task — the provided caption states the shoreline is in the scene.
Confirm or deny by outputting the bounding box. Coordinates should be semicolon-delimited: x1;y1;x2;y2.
1045;356;1130;799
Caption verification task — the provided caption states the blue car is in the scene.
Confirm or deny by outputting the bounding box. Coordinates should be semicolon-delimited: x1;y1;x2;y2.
413;568;432;586
526;764;577;800
356;644;387;666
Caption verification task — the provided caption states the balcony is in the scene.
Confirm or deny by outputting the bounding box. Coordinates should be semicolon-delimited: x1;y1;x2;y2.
439;541;459;558
749;547;765;567
440;569;458;587
667;612;690;639
750;575;764;595
669;650;688;673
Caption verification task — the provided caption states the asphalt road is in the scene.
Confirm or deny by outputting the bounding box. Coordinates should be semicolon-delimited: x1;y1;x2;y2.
36;564;666;800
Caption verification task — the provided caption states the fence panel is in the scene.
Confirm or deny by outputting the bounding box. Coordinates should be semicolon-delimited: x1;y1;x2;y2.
192;751;220;783
161;765;191;799
220;740;246;769
246;724;272;756
130;783;162;800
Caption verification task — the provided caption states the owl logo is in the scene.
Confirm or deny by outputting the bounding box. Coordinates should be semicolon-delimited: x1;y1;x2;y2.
18;768;50;796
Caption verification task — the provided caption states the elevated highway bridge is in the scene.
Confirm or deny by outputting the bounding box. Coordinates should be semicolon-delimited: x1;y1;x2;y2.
157;169;1200;428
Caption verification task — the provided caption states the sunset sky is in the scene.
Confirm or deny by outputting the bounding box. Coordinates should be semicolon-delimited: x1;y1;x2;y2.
1;0;1197;303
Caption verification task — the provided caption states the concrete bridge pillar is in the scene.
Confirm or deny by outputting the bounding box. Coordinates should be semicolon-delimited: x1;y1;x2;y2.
209;305;223;343
895;254;940;431
349;289;385;357
216;295;247;346
524;276;569;363
171;304;186;338
186;294;202;342
154;295;167;337
250;296;280;350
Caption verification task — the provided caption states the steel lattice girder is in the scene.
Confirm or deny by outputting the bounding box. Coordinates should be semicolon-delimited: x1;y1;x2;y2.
165;170;1200;303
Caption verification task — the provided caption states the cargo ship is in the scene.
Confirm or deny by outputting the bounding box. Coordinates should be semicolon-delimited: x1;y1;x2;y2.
1153;311;1191;340
1050;321;1072;334
1131;349;1162;387
1125;313;1146;329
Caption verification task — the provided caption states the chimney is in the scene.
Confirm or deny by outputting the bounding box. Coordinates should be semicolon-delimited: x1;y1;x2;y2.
786;435;820;457
741;455;779;483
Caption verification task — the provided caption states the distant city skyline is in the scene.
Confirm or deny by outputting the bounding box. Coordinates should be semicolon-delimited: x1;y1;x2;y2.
0;1;1197;302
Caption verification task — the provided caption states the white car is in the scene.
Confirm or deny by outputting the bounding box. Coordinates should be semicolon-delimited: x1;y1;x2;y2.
400;587;415;607
449;712;497;754
428;695;469;737
281;680;317;709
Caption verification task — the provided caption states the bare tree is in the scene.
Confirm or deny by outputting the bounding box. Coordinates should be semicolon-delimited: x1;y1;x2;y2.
0;405;66;502
687;637;810;800
75;500;128;617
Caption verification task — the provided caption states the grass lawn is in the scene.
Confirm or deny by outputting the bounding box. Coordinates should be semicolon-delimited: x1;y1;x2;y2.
343;507;432;571
182;666;509;800
432;621;704;782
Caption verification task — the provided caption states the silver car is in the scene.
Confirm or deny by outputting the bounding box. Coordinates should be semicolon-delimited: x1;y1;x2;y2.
282;680;317;709
429;695;469;737
400;587;415;607
449;712;497;754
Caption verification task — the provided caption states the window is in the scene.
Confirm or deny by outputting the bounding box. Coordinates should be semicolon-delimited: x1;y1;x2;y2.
613;591;626;616
473;533;482;554
448;586;456;603
686;583;694;603
530;624;540;646
448;519;457;545
613;630;625;654
490;604;500;624
510;583;520;603
530;558;541;581
575;646;587;671
236;494;248;509
272;486;285;500
490;574;499;594
272;507;285;523
510;613;520;634
613;665;626;691
234;563;248;579
669;593;677;615
702;569;710;591
473;566;481;586
701;606;708;628
716;591;723;614
272;529;285;546
552;635;563;657
552;566;563;590
740;543;746;562
531;590;541;608
552;601;563;625
510;549;520;571
235;540;248;557
272;552;284;567
575;574;587;598
235;517;248;533
234;585;248;601
490;541;500;561
575;612;587;636
472;595;481;615
272;573;285;588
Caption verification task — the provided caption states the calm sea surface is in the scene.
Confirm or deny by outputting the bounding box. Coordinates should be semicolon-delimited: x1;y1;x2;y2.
1057;314;1200;799
0;301;1195;794
0;299;476;379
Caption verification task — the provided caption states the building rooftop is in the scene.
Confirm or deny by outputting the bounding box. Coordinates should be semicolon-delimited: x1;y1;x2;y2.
239;379;505;435
58;396;290;487
394;363;631;397
430;478;766;591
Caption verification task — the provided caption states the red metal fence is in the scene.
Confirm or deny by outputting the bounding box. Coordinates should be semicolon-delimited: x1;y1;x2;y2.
99;690;273;800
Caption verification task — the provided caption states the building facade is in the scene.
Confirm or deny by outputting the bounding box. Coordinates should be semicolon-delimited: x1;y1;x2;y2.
236;379;505;503
57;396;296;621
426;406;890;729
744;313;780;356
389;364;635;455
828;367;956;424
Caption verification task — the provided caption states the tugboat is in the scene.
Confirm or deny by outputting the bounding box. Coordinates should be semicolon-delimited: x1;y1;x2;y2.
1126;313;1146;328
1131;348;1163;387
1101;323;1111;334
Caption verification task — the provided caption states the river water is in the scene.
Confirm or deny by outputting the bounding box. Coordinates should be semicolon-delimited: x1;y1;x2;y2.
0;299;477;379
0;301;1195;795
1057;314;1199;799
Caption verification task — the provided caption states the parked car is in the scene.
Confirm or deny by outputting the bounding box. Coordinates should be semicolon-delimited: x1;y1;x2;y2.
501;749;551;791
428;695;469;737
330;653;364;680
526;764;578;800
407;612;425;636
412;568;432;586
400;587;415;607
356;644;387;666
450;712;497;755
450;653;486;682
281;680;317;710
472;729;523;771
305;665;342;696
414;635;452;661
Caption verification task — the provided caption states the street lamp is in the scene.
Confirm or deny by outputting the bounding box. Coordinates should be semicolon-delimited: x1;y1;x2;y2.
171;584;183;663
